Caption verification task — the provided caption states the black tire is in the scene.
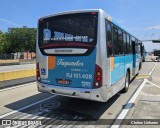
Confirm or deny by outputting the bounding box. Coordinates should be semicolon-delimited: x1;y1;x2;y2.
122;71;130;93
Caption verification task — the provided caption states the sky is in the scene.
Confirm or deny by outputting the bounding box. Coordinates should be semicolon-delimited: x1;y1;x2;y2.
0;0;160;52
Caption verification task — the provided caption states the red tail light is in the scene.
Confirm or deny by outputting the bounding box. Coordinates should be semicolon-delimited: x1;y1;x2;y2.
91;12;97;15
93;64;102;89
36;63;40;81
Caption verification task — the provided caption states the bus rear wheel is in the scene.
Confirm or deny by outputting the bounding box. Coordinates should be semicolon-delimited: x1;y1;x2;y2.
122;71;130;93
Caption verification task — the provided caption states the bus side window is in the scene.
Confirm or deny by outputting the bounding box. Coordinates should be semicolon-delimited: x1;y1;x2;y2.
135;40;140;54
131;37;136;54
118;29;123;55
113;26;119;55
106;21;113;57
123;33;127;54
127;35;130;54
139;41;143;56
130;37;133;53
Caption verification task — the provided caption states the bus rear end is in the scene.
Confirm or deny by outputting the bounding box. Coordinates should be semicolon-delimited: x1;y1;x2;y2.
36;11;105;102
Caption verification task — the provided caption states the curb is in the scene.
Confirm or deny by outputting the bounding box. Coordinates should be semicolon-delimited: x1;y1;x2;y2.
0;69;36;81
0;62;20;66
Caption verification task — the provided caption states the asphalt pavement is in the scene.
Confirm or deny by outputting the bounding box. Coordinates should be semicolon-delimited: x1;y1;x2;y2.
0;64;35;72
124;61;160;128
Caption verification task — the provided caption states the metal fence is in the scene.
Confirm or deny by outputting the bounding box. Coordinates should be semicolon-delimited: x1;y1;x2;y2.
0;52;36;60
0;53;14;59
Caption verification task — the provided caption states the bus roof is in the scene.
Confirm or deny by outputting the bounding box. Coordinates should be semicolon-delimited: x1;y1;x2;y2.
39;9;100;20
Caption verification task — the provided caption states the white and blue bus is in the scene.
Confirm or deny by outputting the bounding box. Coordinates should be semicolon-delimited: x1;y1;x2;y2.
36;9;142;102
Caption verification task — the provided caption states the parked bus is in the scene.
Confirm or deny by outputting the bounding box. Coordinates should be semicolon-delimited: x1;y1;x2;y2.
36;9;142;102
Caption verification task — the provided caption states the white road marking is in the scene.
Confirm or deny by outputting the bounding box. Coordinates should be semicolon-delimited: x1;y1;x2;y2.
111;79;148;128
148;63;156;75
20;111;44;119
0;95;57;119
0;82;36;92
19;113;51;128
146;80;160;88
111;63;156;128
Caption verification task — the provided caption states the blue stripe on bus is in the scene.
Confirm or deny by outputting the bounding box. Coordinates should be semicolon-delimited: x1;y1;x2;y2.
111;54;140;84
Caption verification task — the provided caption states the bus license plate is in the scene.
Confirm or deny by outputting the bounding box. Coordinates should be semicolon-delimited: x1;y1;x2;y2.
56;79;71;85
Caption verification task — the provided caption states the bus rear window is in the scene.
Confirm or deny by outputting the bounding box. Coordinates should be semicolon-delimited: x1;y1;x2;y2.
38;12;98;55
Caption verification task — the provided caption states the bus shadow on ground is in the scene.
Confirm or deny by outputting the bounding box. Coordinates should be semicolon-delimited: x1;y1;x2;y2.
5;92;121;121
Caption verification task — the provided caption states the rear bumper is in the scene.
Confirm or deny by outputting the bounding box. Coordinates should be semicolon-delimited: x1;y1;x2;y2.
37;82;107;102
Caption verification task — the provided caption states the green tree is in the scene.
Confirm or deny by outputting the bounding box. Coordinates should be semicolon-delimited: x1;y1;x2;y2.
0;30;3;53
0;27;36;54
0;31;9;54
